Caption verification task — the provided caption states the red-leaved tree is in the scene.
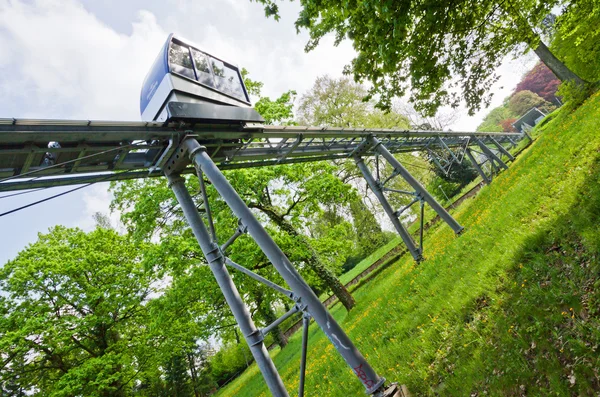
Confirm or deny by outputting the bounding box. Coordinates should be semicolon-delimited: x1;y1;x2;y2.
500;118;518;132
514;62;560;102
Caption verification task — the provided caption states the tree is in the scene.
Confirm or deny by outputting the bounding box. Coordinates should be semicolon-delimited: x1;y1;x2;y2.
348;199;388;260
164;354;193;397
297;75;410;129
500;118;518;132
296;74;436;213
252;0;588;116
399;103;459;131
551;1;600;82
508;90;554;116
225;163;358;311
514;62;560;102
477;106;517;132
242;68;295;125
0;227;154;396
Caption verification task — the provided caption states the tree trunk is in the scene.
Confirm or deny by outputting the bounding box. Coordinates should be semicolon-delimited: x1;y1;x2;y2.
257;207;356;311
253;289;288;349
186;351;201;397
533;40;587;85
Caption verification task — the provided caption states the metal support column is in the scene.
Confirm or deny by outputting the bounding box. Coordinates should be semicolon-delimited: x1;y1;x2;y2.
182;138;386;395
298;314;311;397
354;155;421;261
166;174;289;397
487;136;515;161
370;137;464;235
466;148;490;185
476;138;508;170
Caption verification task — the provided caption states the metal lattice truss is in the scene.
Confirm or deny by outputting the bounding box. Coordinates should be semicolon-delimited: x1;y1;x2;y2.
0;118;522;192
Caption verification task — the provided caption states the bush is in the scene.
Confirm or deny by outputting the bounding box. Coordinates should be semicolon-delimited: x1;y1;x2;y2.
428;176;461;202
556;81;598;111
209;343;252;386
508;90;555;116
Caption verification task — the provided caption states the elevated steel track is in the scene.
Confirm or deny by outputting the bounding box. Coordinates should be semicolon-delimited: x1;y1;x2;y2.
0;118;520;191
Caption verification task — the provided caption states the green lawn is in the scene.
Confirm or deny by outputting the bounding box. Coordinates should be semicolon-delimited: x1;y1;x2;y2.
217;92;600;396
338;237;402;285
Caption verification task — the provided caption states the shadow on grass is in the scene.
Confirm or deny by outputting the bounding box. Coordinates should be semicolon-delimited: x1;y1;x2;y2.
444;154;600;396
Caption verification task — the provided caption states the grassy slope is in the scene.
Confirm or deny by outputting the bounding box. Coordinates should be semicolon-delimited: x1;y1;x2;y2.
218;93;600;396
339;237;402;285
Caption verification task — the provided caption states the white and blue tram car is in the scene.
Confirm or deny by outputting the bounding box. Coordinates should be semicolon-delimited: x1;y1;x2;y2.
140;34;261;123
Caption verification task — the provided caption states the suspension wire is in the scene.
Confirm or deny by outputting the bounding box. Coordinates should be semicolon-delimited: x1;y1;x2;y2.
0;171;136;218
0;188;47;200
0;167;75;199
0;143;142;184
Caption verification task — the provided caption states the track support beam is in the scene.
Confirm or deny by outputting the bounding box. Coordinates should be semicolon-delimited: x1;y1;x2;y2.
466;148;491;185
166;173;289;397
354;155;421;261
170;137;388;396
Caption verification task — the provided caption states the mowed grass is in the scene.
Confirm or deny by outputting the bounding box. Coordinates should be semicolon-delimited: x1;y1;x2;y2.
217;93;600;396
338;237;402;285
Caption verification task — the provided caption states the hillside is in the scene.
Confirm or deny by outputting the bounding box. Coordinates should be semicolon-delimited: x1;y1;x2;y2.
218;93;600;396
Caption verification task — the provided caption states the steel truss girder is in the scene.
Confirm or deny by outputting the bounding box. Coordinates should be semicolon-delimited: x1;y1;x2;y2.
166;137;390;397
354;136;464;262
0;117;520;191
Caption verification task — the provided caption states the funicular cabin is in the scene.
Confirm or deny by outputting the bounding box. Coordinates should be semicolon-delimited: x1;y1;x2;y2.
140;34;262;124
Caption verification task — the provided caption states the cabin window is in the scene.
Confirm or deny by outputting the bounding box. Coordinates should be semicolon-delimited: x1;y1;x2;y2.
210;58;246;101
191;49;216;88
169;42;195;80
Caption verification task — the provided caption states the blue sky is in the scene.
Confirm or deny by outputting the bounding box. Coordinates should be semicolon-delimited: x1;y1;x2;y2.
0;0;535;264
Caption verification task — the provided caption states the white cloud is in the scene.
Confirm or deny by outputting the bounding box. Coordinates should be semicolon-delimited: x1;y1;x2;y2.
79;183;121;232
0;0;167;120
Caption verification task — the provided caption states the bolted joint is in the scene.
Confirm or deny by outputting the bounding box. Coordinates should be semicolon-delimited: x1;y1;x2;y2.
245;329;265;347
295;300;308;313
187;143;207;160
236;219;248;235
205;243;223;265
166;175;185;188
364;377;387;396
372;383;411;397
164;137;197;176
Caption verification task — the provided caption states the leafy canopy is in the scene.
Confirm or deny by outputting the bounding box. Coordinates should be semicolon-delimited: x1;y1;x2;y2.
252;0;561;115
514;62;560;102
0;227;154;396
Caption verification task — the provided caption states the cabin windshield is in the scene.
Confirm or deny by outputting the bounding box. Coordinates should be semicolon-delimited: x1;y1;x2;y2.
168;40;248;102
168;42;195;80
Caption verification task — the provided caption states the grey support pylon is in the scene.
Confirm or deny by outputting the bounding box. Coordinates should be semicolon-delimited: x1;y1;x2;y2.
487;135;515;161
466;148;491;185
354;155;421;261
476;138;508;171
371;137;464;235
167;173;289;397
353;136;464;262
170;137;387;396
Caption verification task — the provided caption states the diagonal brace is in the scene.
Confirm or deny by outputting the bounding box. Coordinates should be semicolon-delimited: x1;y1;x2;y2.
369;136;464;235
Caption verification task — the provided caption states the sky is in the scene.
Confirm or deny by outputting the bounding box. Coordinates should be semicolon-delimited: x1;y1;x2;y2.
0;0;537;264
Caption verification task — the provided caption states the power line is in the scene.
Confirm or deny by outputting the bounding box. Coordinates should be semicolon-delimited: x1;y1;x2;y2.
0;171;136;218
0;183;94;218
0;167;73;199
0;143;139;184
0;188;47;200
